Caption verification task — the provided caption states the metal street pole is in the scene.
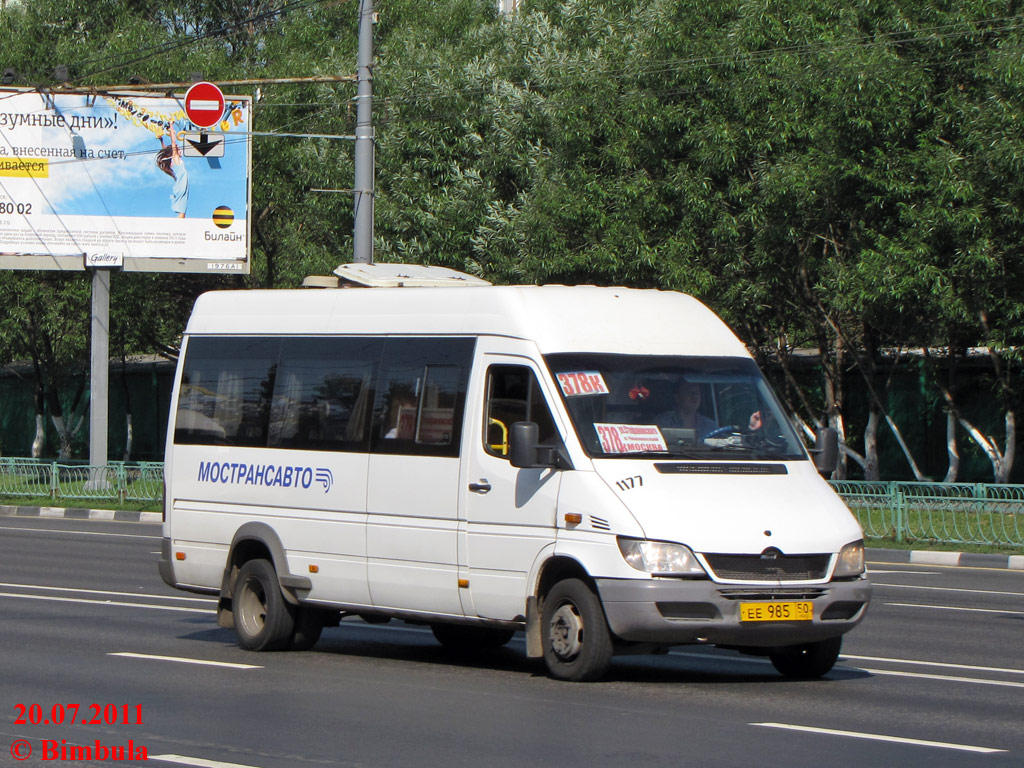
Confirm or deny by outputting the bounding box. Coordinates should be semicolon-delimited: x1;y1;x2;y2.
353;0;375;264
89;267;109;481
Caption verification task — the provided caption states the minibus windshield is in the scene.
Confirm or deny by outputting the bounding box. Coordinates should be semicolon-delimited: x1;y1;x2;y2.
545;354;807;461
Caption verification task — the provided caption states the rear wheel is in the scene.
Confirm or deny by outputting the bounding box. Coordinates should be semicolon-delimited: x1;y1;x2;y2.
769;636;842;679
431;623;515;651
541;578;613;682
233;559;295;651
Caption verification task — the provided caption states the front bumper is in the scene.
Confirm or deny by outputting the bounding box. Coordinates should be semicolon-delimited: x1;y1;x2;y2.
596;576;871;647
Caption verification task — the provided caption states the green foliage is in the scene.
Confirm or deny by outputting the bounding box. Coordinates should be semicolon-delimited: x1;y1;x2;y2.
0;0;1022;474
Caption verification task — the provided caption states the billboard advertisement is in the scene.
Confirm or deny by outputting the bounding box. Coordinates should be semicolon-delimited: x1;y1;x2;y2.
0;87;252;273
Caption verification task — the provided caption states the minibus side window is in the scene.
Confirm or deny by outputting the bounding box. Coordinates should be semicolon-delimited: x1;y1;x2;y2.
370;338;475;457
484;365;557;458
174;337;280;447
267;337;382;452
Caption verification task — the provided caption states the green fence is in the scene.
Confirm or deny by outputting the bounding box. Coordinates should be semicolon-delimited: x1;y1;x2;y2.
0;458;164;503
830;480;1024;548
2;457;1023;547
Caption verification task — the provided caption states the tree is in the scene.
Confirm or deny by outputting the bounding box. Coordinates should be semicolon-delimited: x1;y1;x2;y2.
0;272;91;457
0;0;1022;479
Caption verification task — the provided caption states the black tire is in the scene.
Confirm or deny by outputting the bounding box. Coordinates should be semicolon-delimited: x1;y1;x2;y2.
431;623;515;651
232;559;295;651
541;578;613;682
289;607;325;651
769;636;842;679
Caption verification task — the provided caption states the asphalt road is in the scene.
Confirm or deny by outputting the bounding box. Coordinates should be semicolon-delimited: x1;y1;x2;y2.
1;516;1022;768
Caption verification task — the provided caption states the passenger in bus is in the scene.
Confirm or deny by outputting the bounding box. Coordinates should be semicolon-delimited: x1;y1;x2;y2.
384;393;417;439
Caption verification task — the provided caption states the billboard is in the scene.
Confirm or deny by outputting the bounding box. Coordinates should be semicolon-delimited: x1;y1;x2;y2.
0;88;252;273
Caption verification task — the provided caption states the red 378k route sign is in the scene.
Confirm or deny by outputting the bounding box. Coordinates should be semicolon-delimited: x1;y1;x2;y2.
184;81;225;129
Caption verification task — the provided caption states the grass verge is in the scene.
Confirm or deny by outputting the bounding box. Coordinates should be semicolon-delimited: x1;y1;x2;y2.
0;494;160;514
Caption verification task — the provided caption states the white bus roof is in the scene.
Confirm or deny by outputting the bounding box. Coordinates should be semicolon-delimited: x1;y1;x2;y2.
184;282;748;358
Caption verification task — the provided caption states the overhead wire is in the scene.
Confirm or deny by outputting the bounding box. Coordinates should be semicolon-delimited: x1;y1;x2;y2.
1;5;1020;171
5;2;1015;141
76;0;328;83
366;15;1024;124
370;13;1024;113
3;0;332;88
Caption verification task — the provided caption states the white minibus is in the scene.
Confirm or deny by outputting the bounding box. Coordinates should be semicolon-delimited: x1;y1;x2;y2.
160;263;870;681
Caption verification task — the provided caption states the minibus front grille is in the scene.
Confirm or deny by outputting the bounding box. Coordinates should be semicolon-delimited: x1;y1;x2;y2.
716;588;828;601
703;553;831;581
655;462;788;475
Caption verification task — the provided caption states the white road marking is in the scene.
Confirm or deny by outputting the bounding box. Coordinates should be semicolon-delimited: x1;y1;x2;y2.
875;582;1024;597
0;581;213;603
110;653;260;669
151;755;265;768
0;591;213;614
867;569;939;575
0;524;158;539
886;601;1024;616
858;668;1024;689
751;722;1005;754
672;649;1024;687
842;654;1024;676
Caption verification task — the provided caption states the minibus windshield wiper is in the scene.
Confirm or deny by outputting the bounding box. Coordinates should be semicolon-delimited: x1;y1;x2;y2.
662;447;710;459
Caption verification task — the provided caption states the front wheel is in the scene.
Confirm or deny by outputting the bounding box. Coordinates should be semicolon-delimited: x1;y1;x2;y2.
541;579;613;682
232;559;296;651
769;636;842;679
289;607;325;651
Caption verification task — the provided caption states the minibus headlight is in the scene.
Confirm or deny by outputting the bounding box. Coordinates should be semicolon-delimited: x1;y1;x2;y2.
834;540;865;578
617;538;707;576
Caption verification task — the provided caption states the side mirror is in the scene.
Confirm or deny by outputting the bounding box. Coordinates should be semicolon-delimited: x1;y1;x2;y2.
812;427;838;476
510;422;542;468
509;421;568;470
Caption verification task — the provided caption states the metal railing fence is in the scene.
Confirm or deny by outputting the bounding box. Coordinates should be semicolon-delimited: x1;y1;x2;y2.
0;458;164;503
830;480;1024;547
1;458;1022;547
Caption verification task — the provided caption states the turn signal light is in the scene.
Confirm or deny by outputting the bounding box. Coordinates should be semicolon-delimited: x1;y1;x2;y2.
564;513;583;525
175;552;186;561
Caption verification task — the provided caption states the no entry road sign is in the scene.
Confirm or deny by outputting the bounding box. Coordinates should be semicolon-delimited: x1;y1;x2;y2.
184;82;225;129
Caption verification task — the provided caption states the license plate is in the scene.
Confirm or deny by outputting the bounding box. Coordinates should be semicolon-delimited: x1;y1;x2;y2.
739;601;813;622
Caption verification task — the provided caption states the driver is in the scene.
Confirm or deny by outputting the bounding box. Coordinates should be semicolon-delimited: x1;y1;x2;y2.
656;382;718;438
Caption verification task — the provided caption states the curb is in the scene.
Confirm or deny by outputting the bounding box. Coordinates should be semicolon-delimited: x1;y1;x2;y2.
0;504;161;524
868;547;1024;571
